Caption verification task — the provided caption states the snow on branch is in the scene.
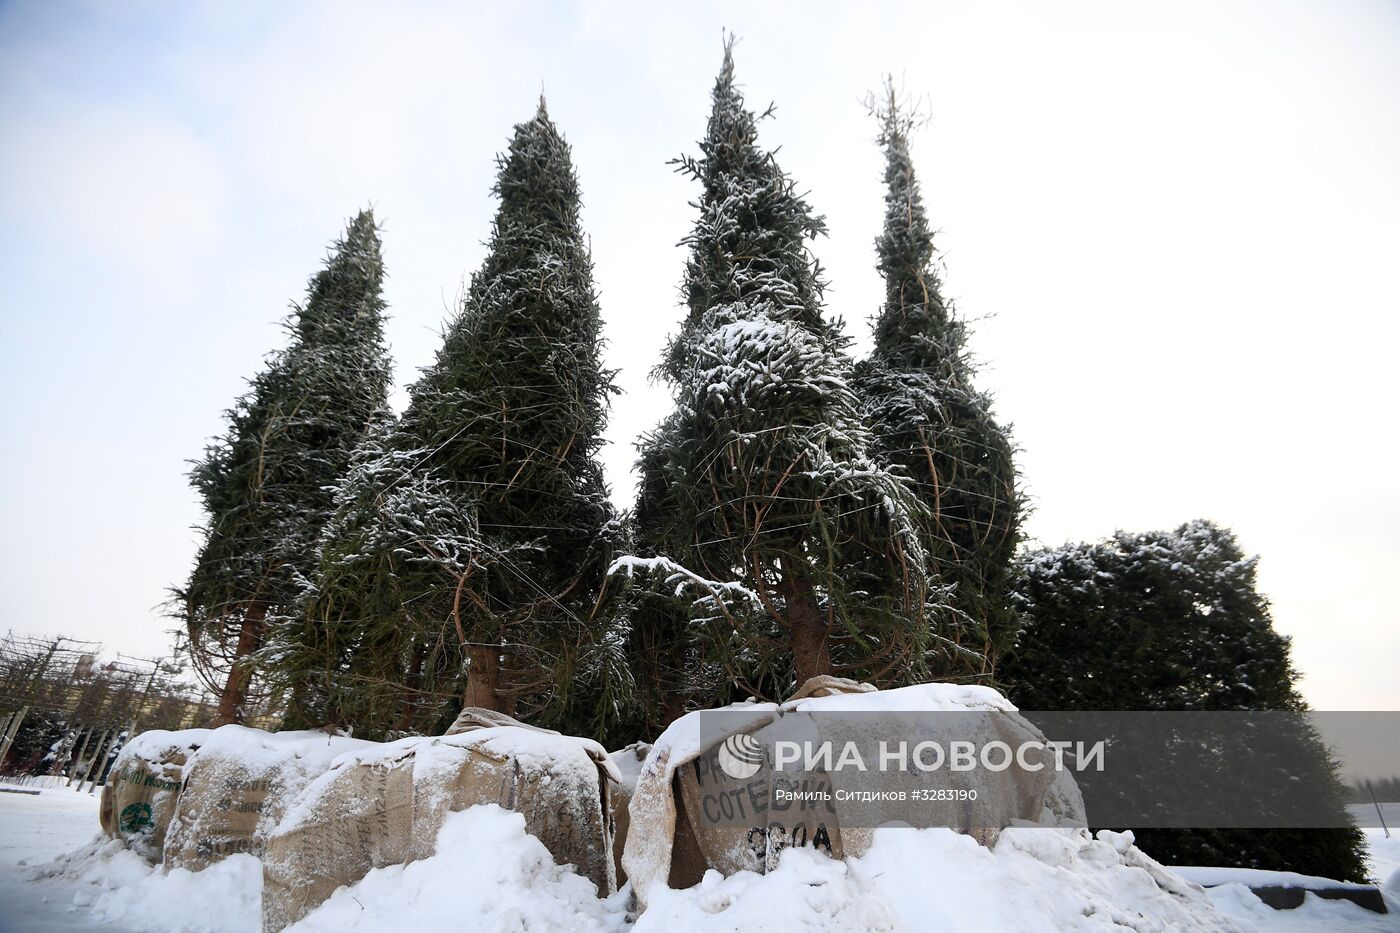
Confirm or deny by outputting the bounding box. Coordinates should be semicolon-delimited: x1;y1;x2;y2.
607;554;760;612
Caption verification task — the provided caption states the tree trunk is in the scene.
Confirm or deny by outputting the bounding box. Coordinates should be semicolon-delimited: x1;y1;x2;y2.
463;644;502;712
661;690;687;729
662;635;690;726
782;564;831;686
214;603;266;726
394;643;427;733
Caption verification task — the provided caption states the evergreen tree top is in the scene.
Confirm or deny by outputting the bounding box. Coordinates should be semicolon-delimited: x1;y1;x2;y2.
663;38;839;382
868;83;966;379
180;210;394;707
408;104;602;408
399;99;614;592
296;209;388;347
489;104;582;243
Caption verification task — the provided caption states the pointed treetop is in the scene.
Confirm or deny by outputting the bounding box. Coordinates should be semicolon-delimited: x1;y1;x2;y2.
296;209;387;343
699;33;765;180
660;36;835;381
868;83;964;376
489;102;580;240
716;32;737;95
346;206;377;241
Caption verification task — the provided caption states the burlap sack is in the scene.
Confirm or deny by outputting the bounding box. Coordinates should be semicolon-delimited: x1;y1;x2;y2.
624;678;1083;909
786;675;877;701
444;706;555;735
672;713;861;883
261;724;619;932
607;742;651;886
261;744;417;931
162;726;373;872
98;729;210;863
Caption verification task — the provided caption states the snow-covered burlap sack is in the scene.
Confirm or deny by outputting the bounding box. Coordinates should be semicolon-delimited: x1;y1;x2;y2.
261;745;417;932
607;742;652;886
261;724;620;932
623;678;1087;910
99;728;212;863
444;706;556;735
162;725;374;872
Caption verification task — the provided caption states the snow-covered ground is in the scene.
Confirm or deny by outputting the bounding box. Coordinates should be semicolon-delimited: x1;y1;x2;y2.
0;785;128;933
2;784;1396;932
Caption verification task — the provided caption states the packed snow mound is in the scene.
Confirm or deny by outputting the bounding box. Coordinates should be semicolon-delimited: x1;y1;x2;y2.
164;724;375;870
118;727;217;763
28;836;261;933
638;827;1245;933
284;805;626;933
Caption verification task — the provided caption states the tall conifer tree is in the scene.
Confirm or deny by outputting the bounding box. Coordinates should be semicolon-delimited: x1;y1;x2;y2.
626;43;938;712
276;104;624;737
854;87;1022;681
179;211;392;724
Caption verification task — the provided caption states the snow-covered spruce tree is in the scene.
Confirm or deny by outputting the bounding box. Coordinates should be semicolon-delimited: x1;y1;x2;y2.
391;102;625;730
179;211;392;724
1003;520;1368;882
853;85;1022;683
270;408;499;737
624;42;939;713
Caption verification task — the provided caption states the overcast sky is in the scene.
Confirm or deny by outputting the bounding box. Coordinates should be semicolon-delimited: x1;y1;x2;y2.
1;0;1396;708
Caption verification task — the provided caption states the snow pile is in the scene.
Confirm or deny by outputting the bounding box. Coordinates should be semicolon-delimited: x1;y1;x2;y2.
1366;828;1400;883
1363;828;1400;916
639;827;1242;932
9;779;1396;932
1175;864;1384;890
1204;882;1398;933
285;805;627;932
271;808;1247;933
29;836;261;933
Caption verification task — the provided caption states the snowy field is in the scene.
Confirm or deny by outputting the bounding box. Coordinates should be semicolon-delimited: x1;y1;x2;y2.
2;783;1397;933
